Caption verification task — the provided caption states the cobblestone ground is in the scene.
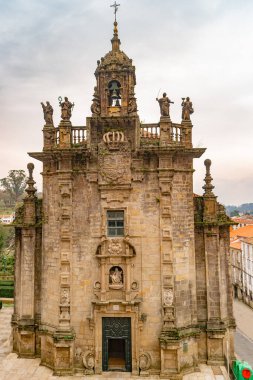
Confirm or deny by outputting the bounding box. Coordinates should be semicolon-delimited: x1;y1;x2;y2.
0;306;228;380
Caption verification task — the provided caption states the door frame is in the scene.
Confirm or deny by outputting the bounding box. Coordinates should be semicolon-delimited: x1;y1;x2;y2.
102;317;132;372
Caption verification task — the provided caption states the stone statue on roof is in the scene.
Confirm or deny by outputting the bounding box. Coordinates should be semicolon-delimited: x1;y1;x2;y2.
181;97;194;121
59;97;74;121
156;93;174;117
41;101;54;126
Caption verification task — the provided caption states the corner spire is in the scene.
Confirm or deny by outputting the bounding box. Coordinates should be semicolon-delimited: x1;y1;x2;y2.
202;159;215;197
110;2;121;52
25;163;37;198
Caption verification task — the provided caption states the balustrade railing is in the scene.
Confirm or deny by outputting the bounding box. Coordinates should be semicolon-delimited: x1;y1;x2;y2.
53;123;186;147
54;126;87;146
72;126;87;144
140;123;183;143
171;123;182;143
140;124;160;139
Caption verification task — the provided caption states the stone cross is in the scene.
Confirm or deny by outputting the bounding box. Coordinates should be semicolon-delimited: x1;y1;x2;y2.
110;1;120;22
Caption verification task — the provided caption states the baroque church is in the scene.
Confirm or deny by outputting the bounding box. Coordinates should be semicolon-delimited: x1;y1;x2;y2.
12;7;235;379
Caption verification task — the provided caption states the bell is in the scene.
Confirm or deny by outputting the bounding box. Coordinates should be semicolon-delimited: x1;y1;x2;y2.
111;88;118;99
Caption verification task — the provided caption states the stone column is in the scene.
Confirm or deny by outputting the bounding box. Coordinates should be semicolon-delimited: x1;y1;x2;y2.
202;159;235;365
13;163;37;357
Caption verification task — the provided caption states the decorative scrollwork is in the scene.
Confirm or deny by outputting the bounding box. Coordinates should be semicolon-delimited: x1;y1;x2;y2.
83;351;95;372
139;352;152;371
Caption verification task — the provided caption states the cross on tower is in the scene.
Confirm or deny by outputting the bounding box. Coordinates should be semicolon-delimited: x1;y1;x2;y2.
110;1;120;22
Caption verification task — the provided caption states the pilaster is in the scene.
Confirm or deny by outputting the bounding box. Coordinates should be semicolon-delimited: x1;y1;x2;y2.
12;163;38;357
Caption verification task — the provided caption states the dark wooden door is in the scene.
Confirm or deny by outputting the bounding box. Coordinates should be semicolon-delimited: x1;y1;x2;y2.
102;317;132;372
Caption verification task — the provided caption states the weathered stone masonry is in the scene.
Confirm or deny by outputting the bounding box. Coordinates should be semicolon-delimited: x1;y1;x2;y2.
12;18;235;379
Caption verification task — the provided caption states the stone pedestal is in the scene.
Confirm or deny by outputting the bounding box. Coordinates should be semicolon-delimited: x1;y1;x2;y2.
17;325;36;357
54;340;75;375
43;125;55;150
160;328;200;379
159;116;172;146
181;120;192;148
59;121;72;148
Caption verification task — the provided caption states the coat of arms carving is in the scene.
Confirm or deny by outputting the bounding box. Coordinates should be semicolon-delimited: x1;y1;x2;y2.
98;136;131;184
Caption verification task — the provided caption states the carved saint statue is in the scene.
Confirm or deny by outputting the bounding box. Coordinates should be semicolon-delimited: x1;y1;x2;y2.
41;101;54;126
156;92;174;117
59;96;74;121
110;267;123;285
181;97;194;121
90;87;101;115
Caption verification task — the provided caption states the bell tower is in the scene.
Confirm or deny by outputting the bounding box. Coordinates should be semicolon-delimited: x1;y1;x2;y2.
91;13;137;117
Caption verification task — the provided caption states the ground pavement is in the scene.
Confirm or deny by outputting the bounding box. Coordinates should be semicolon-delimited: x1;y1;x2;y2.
0;305;229;380
233;298;253;341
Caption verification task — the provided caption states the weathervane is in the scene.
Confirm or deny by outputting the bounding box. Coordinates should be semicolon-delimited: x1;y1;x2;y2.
110;1;120;22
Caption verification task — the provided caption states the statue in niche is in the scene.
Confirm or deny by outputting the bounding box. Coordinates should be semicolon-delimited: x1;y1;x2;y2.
181;97;194;121
41;101;54;126
91;86;101;115
156;92;174;117
109;267;123;285
59;96;74;121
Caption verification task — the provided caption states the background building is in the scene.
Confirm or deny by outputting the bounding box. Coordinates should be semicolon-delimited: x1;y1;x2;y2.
230;226;253;306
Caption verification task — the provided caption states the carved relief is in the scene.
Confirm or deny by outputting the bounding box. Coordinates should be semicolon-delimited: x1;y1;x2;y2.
108;239;122;255
96;237;136;257
164;307;175;326
131;281;138;290
94;281;101;290
98;140;131;184
83;351;95;374
75;347;83;365
163;289;173;306
139;352;152;372
60;288;70;305
103;131;125;144
60;306;70;320
99;152;131;183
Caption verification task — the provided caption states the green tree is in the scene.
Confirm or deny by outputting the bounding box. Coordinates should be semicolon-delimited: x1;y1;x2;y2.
0;170;27;206
0;225;14;274
230;209;239;217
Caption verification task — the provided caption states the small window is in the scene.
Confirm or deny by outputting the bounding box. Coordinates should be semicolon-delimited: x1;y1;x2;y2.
107;210;124;237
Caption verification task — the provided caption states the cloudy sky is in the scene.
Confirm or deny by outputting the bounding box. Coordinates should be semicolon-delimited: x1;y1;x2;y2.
1;0;253;205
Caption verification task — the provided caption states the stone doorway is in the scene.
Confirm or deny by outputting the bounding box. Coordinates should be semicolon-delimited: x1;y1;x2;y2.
102;317;132;372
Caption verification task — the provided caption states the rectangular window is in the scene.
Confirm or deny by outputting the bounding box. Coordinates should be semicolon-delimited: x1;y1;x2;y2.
107;210;124;237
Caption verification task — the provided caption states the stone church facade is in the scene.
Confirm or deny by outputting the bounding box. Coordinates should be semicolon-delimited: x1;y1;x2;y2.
12;17;235;379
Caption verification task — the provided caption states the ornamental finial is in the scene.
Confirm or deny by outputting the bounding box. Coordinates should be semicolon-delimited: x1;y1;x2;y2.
110;2;121;51
25;163;37;198
110;1;120;23
203;159;215;197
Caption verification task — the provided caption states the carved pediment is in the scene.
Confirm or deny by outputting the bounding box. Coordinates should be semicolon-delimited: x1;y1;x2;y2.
96;237;136;258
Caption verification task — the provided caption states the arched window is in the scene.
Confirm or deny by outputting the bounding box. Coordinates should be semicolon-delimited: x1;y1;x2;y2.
108;80;121;106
